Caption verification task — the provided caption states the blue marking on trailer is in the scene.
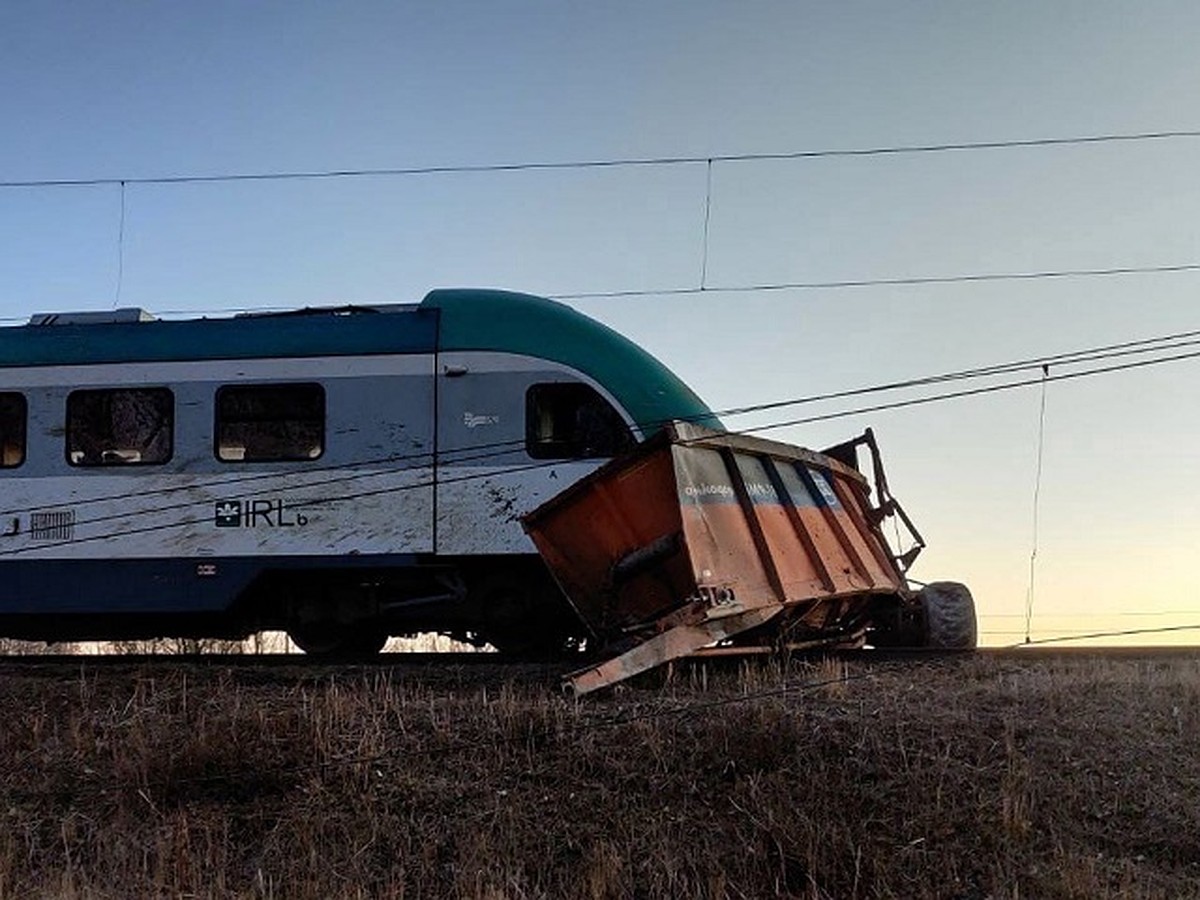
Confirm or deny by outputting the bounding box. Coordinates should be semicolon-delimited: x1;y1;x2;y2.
808;469;841;508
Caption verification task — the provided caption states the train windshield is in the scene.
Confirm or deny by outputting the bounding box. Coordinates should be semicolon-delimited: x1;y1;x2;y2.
525;382;635;459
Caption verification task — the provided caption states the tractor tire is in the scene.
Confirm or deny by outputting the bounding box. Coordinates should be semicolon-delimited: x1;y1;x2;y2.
917;581;978;649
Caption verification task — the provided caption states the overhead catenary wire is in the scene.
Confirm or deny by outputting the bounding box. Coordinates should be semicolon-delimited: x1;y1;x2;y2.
3;320;1198;524
6;338;1200;552
12;637;1195;798
1011;623;1200;647
733;345;1200;435
5;126;1200;189
4;126;1200;331
550;261;1200;300
0;257;1191;330
3;338;1199;558
134;668;890;794
1025;365;1050;643
983;609;1200;619
0;261;1196;330
0;325;1192;525
112;180;126;309
107;621;1200;794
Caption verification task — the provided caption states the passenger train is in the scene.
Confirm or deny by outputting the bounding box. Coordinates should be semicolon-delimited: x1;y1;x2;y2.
0;289;715;654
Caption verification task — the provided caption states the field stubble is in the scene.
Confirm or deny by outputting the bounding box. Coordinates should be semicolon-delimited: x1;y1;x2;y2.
1;653;1198;898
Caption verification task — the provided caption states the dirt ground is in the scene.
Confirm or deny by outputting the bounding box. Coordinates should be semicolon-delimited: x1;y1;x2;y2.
1;651;1198;898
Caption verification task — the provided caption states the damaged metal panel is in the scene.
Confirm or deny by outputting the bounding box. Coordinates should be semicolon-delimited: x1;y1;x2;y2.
523;421;919;695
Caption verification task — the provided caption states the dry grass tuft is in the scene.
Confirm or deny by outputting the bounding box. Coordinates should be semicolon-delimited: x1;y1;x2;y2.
1;653;1199;897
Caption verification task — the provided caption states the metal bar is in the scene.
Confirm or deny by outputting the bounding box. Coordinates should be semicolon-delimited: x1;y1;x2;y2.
688;630;867;657
760;456;837;593
564;605;782;695
829;476;899;582
859;428;926;573
720;447;787;603
672;421;871;485
793;462;873;583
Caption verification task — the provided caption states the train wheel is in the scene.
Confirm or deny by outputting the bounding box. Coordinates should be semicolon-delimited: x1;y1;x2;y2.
287;624;388;657
476;575;569;657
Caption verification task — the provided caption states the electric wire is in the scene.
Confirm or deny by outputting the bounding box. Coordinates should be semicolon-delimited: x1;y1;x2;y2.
13;346;1200;546
141;668;889;792
732;346;1200;436
112;181;126;309
1;339;1197;557
983;609;1200;619
699;158;713;289
0;261;1198;331
0;338;1180;532
12;638;1197;797
1024;366;1050;643
1011;623;1200;647
126;619;1200;794
551;262;1200;300
714;329;1200;419
2;323;1195;522
5;126;1200;189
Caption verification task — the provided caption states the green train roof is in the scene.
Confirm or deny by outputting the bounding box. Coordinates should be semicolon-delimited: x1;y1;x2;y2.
422;289;717;432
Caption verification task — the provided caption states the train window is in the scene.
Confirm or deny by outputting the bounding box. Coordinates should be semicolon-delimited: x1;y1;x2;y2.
66;388;173;466
525;383;635;460
0;393;26;468
216;383;324;462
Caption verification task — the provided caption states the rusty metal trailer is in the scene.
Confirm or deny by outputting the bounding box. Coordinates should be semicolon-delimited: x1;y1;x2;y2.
523;422;976;695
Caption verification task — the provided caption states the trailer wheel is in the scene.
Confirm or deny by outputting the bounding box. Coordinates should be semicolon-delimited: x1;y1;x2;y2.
287;624;388;657
917;581;978;649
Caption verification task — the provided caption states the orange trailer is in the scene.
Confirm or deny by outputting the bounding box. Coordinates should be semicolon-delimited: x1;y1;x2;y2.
523;422;975;695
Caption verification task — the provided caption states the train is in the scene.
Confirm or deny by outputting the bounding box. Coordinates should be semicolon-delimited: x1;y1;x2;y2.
0;289;716;654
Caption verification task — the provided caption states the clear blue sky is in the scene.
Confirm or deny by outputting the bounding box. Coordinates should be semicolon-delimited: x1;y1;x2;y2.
3;1;1200;643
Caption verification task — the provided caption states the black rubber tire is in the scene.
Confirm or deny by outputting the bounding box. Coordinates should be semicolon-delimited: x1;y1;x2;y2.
917;581;978;649
287;624;388;657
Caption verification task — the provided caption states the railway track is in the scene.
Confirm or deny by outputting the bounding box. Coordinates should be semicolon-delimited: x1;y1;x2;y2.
1;644;1196;678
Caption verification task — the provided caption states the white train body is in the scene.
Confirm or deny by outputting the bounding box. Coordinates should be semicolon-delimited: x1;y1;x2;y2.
0;290;713;652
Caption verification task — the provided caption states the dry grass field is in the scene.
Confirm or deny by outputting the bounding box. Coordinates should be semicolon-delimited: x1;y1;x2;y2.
1;651;1198;899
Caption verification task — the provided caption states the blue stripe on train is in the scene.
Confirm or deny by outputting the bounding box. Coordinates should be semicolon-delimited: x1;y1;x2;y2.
0;554;424;615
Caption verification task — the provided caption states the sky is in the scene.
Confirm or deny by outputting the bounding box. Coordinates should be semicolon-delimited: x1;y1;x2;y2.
2;1;1200;645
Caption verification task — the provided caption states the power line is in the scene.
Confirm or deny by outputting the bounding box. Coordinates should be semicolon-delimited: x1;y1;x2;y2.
740;346;1200;435
7;331;1200;542
0;257;1193;330
0;323;1190;529
6;321;1189;520
1025;366;1050;643
5;127;1200;190
1;255;1196;327
551;261;1200;299
3;336;1197;557
983;610;1200;619
717;330;1200;420
112;181;126;309
1012;623;1200;646
136;668;887;793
